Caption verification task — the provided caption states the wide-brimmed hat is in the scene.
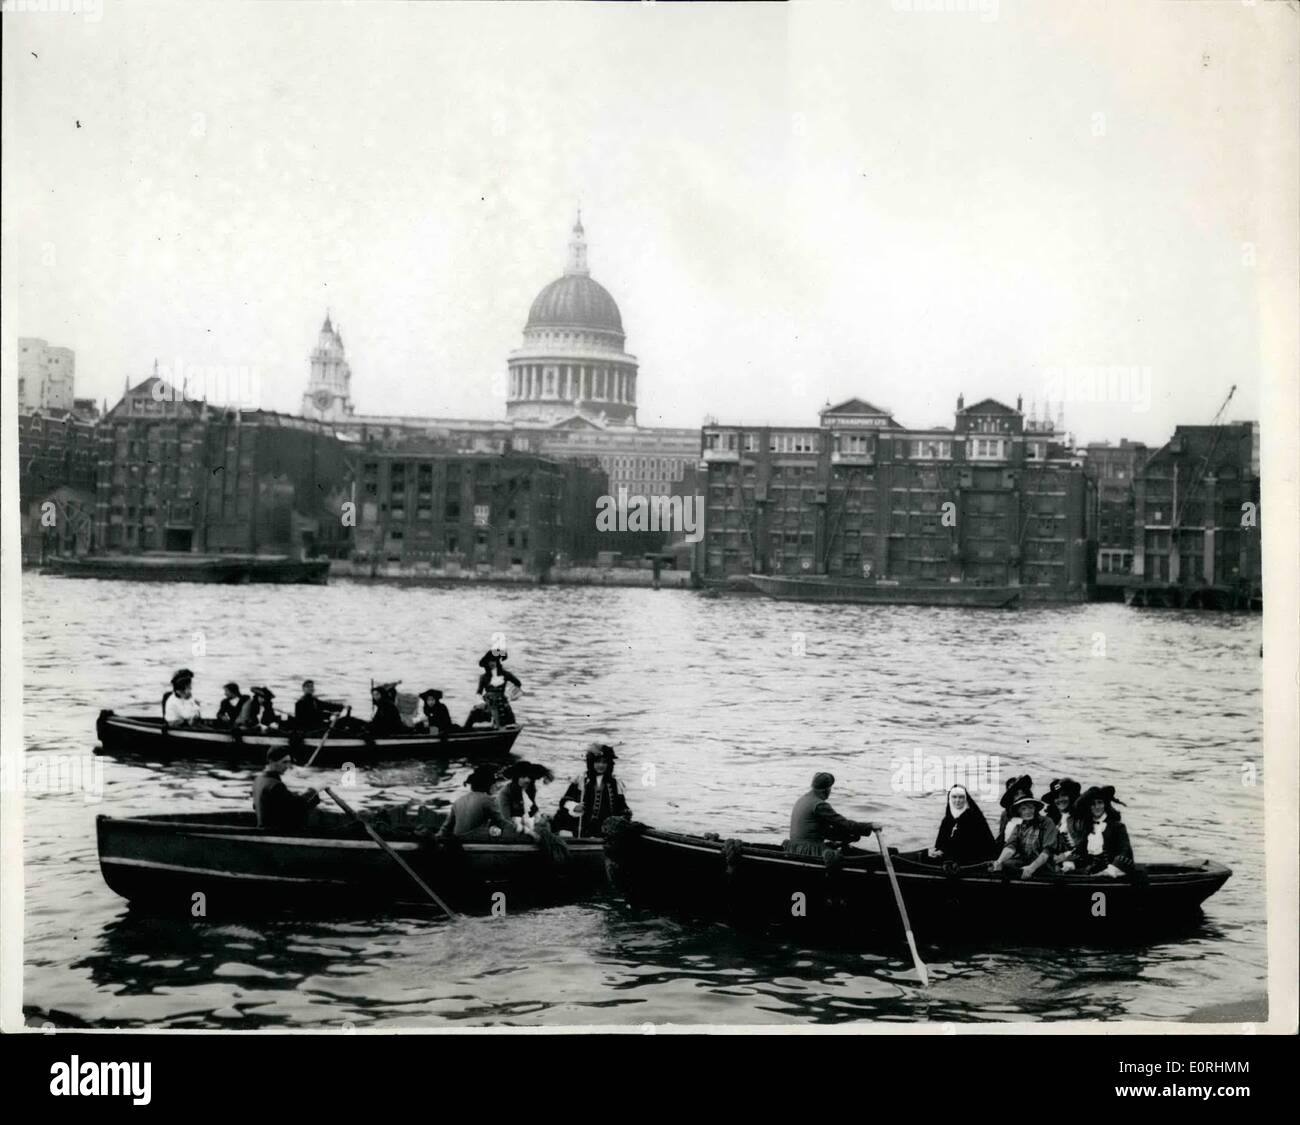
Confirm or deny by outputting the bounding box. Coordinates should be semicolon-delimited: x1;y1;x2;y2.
1042;777;1082;804
418;689;443;701
584;742;616;763
479;649;508;669
1009;793;1045;811
999;774;1034;810
1078;785;1124;808
171;668;194;687
251;686;275;700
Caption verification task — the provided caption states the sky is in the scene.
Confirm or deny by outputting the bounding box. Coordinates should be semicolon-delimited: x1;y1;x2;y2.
2;0;1296;446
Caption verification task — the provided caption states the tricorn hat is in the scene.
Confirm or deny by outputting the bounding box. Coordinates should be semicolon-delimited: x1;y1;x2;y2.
584;742;616;763
251;686;275;700
501;761;554;783
418;689;443;701
999;774;1034;810
1042;777;1082;804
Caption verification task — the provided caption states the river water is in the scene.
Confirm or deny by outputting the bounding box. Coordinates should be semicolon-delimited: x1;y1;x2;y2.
17;574;1265;1027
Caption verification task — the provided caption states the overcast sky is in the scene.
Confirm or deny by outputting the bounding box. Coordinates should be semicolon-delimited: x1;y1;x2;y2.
2;0;1296;445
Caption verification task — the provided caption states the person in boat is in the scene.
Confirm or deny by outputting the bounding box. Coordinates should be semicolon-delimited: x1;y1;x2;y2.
995;774;1033;848
784;771;878;860
369;682;408;736
496;761;554;832
1041;777;1083;863
927;784;997;865
253;746;321;829
163;668;202;728
1060;785;1136;878
438;763;527;840
464;648;521;729
215;682;248;727
248;686;282;729
552;744;630;837
990;783;1058;879
413;689;455;735
294;679;334;730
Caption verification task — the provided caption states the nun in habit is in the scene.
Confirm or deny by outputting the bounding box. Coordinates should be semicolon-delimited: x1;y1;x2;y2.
928;784;998;865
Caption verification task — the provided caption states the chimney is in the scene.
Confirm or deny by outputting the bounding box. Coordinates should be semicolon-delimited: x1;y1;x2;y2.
957;393;965;411
1016;394;1023;412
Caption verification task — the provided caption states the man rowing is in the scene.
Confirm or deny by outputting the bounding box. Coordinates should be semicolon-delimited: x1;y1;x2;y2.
785;772;879;860
253;746;321;829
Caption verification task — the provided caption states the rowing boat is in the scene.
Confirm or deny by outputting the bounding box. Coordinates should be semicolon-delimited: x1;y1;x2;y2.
603;823;1232;936
95;709;521;767
97;811;606;916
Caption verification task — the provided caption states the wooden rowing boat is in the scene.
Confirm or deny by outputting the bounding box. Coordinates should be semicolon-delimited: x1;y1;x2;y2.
603;823;1232;936
95;709;521;767
97;811;606;915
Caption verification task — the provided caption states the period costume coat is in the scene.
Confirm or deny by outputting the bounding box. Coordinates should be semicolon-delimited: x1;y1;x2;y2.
552;774;629;837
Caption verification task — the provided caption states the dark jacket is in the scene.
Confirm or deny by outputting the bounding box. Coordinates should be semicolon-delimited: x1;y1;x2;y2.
787;790;873;856
438;791;517;838
252;771;319;829
999;814;1059;869
418;701;454;734
933;801;997;864
295;694;327;728
1069;811;1135;873
216;694;249;725
370;700;407;736
497;780;538;822
553;774;629;836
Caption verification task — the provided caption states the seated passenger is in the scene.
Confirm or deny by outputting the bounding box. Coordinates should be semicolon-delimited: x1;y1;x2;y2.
438;764;525;839
991;783;1057;879
246;686;280;729
1041;777;1082;863
552;744;630;837
215;682;248;727
927;784;997;864
995;774;1033;848
1060;785;1135;878
252;746;320;829
414;689;455;735
784;771;877;860
497;761;554;832
369;683;408;736
163;669;202;728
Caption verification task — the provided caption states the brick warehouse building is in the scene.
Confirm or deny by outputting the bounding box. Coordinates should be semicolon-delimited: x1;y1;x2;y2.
699;395;1095;601
18;409;99;563
92;375;354;557
350;439;607;576
1083;438;1149;578
1131;422;1260;608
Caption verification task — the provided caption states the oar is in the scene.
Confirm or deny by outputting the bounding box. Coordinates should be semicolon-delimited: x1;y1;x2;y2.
303;709;344;768
320;787;459;921
875;828;930;987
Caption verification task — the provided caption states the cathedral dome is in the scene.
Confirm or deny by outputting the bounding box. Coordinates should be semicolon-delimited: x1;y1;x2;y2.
526;274;623;334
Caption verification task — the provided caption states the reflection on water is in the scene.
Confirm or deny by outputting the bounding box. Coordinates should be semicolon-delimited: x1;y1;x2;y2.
21;575;1265;1026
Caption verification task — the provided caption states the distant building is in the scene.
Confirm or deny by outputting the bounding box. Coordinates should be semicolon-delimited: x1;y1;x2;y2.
350;441;607;575
93;375;354;557
1082;439;1148;576
1132;423;1260;605
308;215;700;541
699;394;1095;601
301;314;355;421
17;409;99;564
18;338;76;413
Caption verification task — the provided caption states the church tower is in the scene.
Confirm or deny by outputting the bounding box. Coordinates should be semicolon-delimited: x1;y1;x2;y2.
302;313;354;421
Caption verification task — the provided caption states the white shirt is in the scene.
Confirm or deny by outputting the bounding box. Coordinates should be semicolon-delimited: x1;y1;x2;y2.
165;693;201;726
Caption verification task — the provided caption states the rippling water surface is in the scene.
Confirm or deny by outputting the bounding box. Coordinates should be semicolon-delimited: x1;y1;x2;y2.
19;574;1264;1027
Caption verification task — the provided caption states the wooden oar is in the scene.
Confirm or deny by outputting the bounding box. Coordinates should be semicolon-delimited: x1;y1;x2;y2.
875;828;930;987
303;709;344;768
320;787;459;921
